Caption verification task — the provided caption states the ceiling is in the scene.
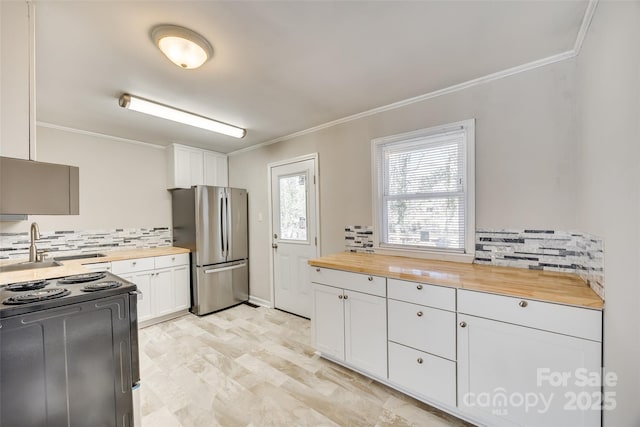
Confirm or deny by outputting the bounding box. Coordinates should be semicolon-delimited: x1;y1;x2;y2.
34;1;588;154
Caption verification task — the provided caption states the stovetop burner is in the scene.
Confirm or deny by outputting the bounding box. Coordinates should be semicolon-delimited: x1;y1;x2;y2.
57;272;106;284
2;287;71;305
82;281;122;292
5;279;49;292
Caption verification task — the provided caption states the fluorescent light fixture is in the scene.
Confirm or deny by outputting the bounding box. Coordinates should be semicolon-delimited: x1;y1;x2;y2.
151;25;213;69
118;94;246;139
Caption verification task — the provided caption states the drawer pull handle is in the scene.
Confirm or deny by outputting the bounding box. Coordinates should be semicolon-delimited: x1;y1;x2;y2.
416;284;423;290
518;300;528;308
338;295;343;300
417;311;423;317
367;276;373;281
417;357;423;364
316;268;321;272
459;321;467;328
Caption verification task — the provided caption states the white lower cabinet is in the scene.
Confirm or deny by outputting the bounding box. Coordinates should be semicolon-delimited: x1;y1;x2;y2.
121;271;154;323
112;253;190;326
310;268;603;427
311;272;387;378
388;342;456;407
457;290;602;427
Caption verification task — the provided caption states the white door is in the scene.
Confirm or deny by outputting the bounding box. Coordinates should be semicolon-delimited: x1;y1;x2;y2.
270;157;318;318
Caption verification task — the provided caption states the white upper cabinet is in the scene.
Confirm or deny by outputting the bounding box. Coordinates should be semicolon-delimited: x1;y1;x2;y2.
203;150;228;187
166;143;228;189
0;1;32;159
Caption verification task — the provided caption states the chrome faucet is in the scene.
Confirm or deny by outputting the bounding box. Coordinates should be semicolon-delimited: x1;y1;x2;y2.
29;222;40;262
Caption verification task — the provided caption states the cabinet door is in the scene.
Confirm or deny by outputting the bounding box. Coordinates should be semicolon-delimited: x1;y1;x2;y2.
172;145;204;188
172;265;191;311
457;315;601;427
153;269;174;317
121;272;153;323
344;290;387;378
203;151;228;187
311;284;345;360
0;1;30;159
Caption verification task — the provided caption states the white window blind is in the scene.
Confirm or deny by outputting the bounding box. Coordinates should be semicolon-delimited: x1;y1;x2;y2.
376;129;468;253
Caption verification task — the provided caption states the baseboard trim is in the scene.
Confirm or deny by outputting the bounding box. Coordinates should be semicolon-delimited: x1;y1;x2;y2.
248;295;273;308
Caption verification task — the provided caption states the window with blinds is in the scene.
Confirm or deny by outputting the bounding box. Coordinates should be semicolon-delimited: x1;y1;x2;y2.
372;120;475;255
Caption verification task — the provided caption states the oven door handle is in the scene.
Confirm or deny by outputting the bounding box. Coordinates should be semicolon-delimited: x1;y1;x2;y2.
129;290;142;295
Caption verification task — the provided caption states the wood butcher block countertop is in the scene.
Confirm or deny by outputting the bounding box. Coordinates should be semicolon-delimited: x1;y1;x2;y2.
0;247;190;286
308;252;604;309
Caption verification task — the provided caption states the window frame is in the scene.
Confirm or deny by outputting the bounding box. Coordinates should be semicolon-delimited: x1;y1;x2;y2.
371;119;475;262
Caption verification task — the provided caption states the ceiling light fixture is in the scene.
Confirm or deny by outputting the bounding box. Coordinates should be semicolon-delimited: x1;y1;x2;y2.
151;24;213;69
118;94;246;139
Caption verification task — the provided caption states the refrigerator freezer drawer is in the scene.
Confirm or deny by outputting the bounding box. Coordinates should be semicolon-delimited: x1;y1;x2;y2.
192;261;249;315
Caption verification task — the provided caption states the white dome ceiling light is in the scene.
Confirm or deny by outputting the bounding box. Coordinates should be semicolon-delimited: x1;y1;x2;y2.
151;24;213;69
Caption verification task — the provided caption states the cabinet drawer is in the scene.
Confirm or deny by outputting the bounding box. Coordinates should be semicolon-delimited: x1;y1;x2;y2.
154;253;189;269
388;299;456;360
388;341;456;407
310;267;385;297
458;290;602;342
388;278;455;311
111;257;155;274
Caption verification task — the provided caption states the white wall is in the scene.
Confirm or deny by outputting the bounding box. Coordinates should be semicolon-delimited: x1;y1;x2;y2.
229;58;578;302
575;2;640;425
0;125;172;234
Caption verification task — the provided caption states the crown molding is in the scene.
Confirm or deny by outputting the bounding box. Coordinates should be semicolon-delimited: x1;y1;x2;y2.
36;121;165;150
230;0;598;157
574;0;599;55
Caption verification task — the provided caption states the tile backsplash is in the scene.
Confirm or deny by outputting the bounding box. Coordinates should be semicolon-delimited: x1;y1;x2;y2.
0;227;172;260
345;225;604;299
345;225;374;253
475;229;604;299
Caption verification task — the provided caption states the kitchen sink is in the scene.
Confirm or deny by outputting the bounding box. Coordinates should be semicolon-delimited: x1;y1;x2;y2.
0;260;63;273
53;253;106;261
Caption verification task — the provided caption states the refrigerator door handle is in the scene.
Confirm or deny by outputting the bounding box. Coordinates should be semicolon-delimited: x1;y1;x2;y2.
219;192;225;258
204;262;247;274
225;195;230;255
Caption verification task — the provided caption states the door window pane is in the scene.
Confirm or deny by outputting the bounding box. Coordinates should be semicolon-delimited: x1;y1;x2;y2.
279;174;307;241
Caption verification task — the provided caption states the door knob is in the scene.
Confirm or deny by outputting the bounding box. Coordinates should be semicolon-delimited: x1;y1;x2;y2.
272;243;278;249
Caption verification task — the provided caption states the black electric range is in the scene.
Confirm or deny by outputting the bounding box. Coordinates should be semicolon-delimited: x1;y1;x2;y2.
0;271;139;426
0;271;137;318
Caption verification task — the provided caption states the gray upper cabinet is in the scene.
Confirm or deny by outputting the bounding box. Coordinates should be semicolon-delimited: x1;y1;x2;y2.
0;157;79;215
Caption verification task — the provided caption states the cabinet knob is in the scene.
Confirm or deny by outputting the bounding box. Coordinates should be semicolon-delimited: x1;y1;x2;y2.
172;257;175;261
417;311;423;317
367;276;373;281
459;321;467;328
518;300;528;308
132;261;137;265
343;294;349;300
338;295;343;299
417;357;423;364
416;284;423;290
316;268;321;272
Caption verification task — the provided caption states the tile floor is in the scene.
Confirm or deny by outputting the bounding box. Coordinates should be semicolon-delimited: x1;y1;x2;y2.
139;304;471;427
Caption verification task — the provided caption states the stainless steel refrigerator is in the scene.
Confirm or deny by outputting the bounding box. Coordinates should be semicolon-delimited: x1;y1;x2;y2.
171;186;249;315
